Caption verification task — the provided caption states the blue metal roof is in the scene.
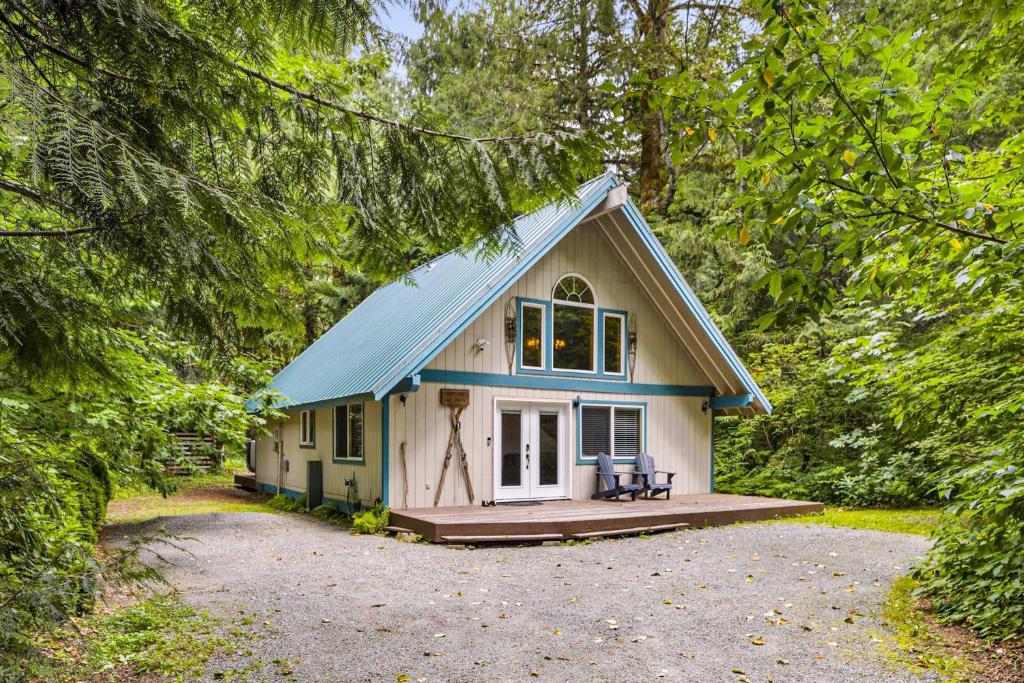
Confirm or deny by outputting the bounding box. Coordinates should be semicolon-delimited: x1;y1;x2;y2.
254;173;771;413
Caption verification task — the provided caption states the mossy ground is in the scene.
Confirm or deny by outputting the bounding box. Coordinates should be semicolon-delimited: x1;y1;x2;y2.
778;507;941;536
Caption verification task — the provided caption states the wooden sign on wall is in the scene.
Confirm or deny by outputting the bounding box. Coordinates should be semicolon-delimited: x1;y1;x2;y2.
439;388;470;407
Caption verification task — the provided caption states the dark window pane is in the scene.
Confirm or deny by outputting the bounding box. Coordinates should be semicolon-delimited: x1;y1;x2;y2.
581;406;611;458
334;406;347;459
538;412;559;486
553;275;593;304
349;403;364;460
604;315;622;374
521;305;543;368
613;407;641;458
552;305;594;371
500;411;522;487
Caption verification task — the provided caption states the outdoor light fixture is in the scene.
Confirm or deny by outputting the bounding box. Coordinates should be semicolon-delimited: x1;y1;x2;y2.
627;314;638;378
504;300;517;373
474;337;490;352
572;395;581;409
701;400;709;414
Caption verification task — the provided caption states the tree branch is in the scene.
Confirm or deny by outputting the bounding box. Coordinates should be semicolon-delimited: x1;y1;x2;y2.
823;178;1008;244
234;64;537;145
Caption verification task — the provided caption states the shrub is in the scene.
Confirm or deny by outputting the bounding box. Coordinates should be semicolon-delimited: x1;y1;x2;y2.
266;494;305;513
915;455;1024;640
351;504;389;535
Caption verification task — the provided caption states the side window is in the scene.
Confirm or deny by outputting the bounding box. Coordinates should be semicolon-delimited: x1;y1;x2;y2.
603;313;624;375
334;403;365;461
520;303;545;369
299;410;315;447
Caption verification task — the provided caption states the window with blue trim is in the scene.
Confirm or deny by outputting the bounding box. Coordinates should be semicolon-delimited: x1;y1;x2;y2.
334;403;364;461
602;312;625;375
520;302;544;369
580;404;643;460
552;275;596;372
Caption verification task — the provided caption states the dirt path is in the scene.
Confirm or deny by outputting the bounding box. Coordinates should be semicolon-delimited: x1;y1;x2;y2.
109;511;935;682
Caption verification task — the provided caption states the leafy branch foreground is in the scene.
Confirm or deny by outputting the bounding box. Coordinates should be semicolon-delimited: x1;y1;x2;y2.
25;595;252;683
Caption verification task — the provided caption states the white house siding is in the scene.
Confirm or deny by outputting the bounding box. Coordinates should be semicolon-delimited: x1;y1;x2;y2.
388;384;711;509
426;217;711;386
254;401;384;509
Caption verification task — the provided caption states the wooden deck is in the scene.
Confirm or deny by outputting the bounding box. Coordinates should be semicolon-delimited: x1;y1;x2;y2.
389;493;824;543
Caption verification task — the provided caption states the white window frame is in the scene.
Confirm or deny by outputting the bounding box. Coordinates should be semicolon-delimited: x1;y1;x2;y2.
520;301;546;370
602;311;627;376
578;402;645;461
551;273;597;374
299;410;315;447
333;403;365;462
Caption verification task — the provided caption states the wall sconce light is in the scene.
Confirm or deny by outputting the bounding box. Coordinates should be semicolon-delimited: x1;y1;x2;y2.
399;393;408;406
627;314;638;378
504;300;517;374
474;337;490;352
572;395;581;409
701;400;709;414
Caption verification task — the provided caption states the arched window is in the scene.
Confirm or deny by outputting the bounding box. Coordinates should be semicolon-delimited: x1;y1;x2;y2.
552;274;596;371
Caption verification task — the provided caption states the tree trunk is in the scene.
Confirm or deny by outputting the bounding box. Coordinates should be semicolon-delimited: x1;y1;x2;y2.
636;0;669;211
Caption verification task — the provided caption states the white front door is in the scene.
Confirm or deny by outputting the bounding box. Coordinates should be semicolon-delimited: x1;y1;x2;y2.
494;402;569;501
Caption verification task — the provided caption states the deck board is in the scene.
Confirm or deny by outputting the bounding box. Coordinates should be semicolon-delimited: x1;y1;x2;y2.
390;493;823;543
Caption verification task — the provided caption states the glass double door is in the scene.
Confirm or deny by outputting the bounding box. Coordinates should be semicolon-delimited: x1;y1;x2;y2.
495;402;568;501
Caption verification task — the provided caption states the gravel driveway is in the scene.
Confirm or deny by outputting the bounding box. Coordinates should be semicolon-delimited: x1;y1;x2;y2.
117;511;934;682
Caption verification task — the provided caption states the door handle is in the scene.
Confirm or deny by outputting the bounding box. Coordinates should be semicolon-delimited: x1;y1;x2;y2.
525;443;530;469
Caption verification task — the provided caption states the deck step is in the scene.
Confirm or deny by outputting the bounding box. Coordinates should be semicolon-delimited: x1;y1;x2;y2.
571;522;688;540
233;473;257;491
385;526;413;534
440;533;565;544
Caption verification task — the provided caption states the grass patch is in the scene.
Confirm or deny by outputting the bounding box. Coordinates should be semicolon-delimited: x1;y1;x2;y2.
879;576;977;682
778;507;941;536
112;457;246;499
30;595;243;682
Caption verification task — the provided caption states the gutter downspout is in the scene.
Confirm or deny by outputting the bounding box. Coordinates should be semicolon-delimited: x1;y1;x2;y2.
277;418;285;494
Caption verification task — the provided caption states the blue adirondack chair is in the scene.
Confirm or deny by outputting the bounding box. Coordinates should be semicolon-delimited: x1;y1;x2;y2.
634;452;675;499
591;451;643;501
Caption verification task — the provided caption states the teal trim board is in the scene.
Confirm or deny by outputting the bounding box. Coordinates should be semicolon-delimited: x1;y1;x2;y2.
381;395;390;507
711;393;753;410
419;369;713;397
259;483;304;500
574;399;647;465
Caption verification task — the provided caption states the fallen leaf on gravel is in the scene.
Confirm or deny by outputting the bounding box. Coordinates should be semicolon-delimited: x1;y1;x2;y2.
801;625;813;631
433;633;446;638
844;616;856;624
530;672;539;677
777;659;789;665
396;675;410;682
828;641;839;647
553;628;561;635
749;636;765;646
662;599;672;605
321;618;332;623
832;571;845;577
731;668;745;674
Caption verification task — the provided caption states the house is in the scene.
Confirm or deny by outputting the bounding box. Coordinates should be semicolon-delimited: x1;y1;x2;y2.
250;173;771;514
